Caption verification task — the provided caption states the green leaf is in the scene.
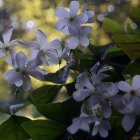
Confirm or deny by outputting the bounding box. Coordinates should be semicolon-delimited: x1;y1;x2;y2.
106;48;130;71
0;115;30;140
22;120;65;140
130;7;140;26
123;60;140;76
88;43;114;61
113;34;140;60
36;98;81;124
28;85;60;105
103;18;124;34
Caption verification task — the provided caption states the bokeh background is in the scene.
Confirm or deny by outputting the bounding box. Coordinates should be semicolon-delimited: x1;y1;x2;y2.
0;0;140;121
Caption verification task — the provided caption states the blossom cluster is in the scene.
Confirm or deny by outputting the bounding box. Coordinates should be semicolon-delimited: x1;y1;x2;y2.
0;0;139;139
67;62;140;138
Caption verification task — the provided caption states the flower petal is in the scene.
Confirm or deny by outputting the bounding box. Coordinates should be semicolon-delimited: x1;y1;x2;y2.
122;114;136;132
3;26;13;45
75;13;88;24
15;80;23;87
80;26;93;35
68;37;79;49
36;29;47;49
67;118;80;134
46;39;61;51
79;35;89;47
0;41;4;48
99;126;109;138
80;118;90;132
118;81;132;92
73;89;92;102
16;52;27;69
29;70;44;81
4;70;21;84
132;75;140;90
75;72;93;89
0;49;6;58
55;19;69;31
56;7;70;18
102;101;112;118
23;75;31;91
69;1;79;16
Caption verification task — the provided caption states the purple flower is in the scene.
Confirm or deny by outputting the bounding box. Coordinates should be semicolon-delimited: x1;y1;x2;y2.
120;95;140;132
54;41;71;63
73;62;109;102
20;29;61;65
0;26;19;63
118;75;140;98
92;118;111;138
68;26;93;49
67;105;93;134
55;1;88;34
88;82;119;118
82;4;94;23
4;52;45;91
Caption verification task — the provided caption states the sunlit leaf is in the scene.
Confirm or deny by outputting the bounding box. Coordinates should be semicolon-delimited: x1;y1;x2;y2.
130;7;140;26
113;34;140;60
28;85;60;105
103;18;124;34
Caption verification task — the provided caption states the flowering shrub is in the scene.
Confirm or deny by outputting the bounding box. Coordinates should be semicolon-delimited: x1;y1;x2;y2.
0;1;140;140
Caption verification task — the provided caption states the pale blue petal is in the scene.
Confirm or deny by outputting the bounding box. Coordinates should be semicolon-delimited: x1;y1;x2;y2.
67;118;80;134
70;1;79;16
36;29;47;49
15;80;23;87
73;89;92;101
0;49;6;58
46;39;61;51
68;37;79;49
118;81;132;92
3;26;13;45
122;114;136;132
132;75;140;90
79;35;89;47
75;13;88;24
4;70;21;84
23;75;31;91
16;52;27;69
55;19;68;30
56;7;70;18
0;41;4;48
80;26;93;35
29;70;44;81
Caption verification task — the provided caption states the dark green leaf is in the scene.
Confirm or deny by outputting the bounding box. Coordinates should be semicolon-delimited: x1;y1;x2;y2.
123;60;140;76
22;120;65;140
36;98;81;124
0;115;30;140
88;43;114;61
28;85;60;105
